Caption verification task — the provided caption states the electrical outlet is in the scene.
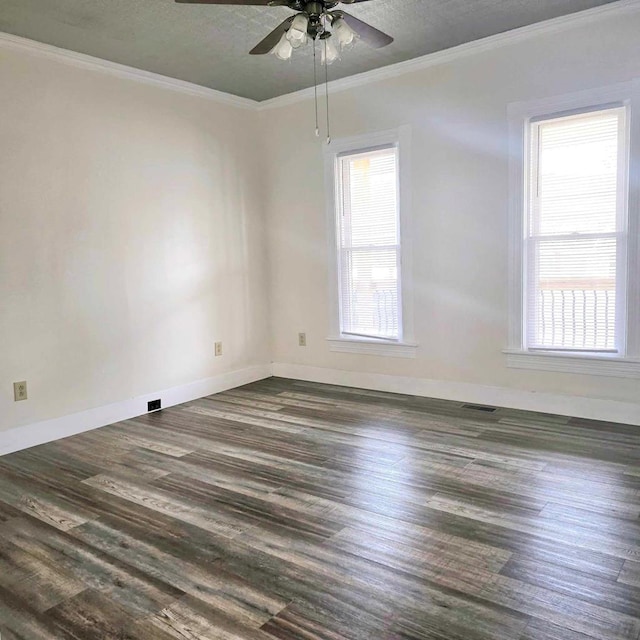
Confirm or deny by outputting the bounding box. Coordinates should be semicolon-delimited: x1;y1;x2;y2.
148;399;161;412
298;332;307;347
13;381;28;402
214;342;223;357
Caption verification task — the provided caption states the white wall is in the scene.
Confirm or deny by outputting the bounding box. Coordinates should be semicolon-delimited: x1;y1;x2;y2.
263;8;640;417
0;46;270;433
2;5;639;440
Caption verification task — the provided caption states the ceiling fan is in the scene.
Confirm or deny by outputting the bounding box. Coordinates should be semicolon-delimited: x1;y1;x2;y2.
174;0;394;63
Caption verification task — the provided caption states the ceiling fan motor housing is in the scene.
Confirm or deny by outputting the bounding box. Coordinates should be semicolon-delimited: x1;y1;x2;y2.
273;0;339;10
305;1;327;16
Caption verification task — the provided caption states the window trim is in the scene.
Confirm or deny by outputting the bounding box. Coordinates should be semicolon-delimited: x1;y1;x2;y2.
324;127;416;356
507;81;640;377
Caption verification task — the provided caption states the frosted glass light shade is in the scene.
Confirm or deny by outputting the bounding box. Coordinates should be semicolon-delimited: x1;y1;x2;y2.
333;18;357;49
272;33;293;60
286;14;309;49
321;35;340;65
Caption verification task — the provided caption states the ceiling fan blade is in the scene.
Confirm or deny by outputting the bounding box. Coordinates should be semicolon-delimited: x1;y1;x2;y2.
338;11;393;48
175;0;277;5
250;16;294;55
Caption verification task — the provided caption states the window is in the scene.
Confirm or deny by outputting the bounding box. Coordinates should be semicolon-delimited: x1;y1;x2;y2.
337;146;401;340
325;129;416;358
507;84;640;377
527;107;626;352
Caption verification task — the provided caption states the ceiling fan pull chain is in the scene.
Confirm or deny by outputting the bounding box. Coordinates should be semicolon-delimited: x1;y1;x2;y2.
324;37;331;145
313;38;320;138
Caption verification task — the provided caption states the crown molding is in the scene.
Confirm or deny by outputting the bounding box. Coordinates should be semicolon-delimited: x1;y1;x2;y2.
0;31;258;110
258;0;640;110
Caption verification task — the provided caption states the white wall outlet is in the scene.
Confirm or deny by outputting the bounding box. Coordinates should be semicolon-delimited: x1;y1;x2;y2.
298;332;307;347
214;341;223;357
13;381;27;402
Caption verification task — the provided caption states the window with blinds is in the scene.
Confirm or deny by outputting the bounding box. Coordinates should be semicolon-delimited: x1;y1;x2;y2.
525;106;627;352
335;145;401;340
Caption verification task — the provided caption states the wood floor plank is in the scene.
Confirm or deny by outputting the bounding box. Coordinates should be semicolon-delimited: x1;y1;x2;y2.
81;472;247;538
538;502;640;537
233;520;528;635
1;516;183;618
0;583;75;640
70;516;289;627
515;617;595;640
46;589;176;640
500;554;640;617
329;524;512;577
479;573;640;640
260;600;390;640
0;534;86;612
618;560;640;588
0;377;638;640
152;472;343;539
0;465;95;531
144;594;276;639
426;494;640;562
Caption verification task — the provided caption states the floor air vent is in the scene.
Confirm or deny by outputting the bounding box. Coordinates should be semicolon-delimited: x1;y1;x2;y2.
461;404;497;413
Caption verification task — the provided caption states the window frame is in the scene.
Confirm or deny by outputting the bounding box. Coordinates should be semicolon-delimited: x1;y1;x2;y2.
507;81;640;378
324;127;417;358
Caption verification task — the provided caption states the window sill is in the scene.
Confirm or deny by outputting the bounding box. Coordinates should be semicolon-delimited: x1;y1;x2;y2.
328;336;418;359
504;350;640;379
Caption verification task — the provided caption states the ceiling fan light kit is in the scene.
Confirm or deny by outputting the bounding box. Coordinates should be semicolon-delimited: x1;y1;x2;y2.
320;32;341;65
332;17;357;49
273;33;294;60
272;11;356;64
286;13;309;49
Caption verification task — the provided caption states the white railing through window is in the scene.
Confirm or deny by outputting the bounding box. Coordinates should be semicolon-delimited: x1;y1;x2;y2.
535;287;616;351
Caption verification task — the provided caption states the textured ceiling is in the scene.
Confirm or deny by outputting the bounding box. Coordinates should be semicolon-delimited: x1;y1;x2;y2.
0;0;621;101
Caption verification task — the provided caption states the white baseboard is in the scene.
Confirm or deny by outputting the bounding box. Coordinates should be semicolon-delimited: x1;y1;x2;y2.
0;364;272;457
3;361;637;457
272;363;640;426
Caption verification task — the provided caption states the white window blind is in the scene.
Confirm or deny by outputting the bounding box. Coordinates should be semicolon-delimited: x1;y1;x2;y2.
336;145;401;340
526;107;627;352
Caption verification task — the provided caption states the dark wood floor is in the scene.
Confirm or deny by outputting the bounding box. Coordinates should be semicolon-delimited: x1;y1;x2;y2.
0;377;639;639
